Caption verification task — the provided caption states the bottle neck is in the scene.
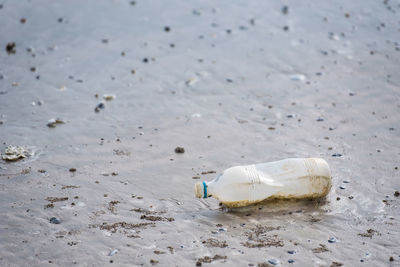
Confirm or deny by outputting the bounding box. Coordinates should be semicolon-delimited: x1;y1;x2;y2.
203;181;216;198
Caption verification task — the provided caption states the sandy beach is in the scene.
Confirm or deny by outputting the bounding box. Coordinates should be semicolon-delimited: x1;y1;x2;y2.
1;0;399;266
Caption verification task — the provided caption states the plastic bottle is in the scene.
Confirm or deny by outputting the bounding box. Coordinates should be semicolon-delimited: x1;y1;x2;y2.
194;158;331;208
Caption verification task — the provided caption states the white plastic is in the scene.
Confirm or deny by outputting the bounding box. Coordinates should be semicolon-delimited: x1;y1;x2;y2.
194;158;331;208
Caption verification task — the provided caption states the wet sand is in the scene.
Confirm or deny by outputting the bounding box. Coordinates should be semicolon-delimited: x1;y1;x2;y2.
1;0;400;266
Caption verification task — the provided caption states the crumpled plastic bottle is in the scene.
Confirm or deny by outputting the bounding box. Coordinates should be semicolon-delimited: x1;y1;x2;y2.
195;158;331;208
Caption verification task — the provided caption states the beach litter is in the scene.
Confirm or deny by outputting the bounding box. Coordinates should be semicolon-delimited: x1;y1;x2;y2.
2;145;31;161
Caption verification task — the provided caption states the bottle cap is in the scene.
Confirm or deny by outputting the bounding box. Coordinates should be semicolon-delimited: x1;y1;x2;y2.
194;182;203;198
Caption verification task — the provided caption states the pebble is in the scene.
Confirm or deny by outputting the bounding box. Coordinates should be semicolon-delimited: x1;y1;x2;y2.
47;118;64;128
174;147;185;154
339;186;346;190
343;180;350;183
109;249;119;256
290;74;306;81
49;217;61;224
287;250;296;254
331;153;342;157
328;237;337;243
316;117;325;122
103;94;116;101
282;5;289;14
288;259;295;263
95;102;105;112
6;42;16;54
268;259;279;265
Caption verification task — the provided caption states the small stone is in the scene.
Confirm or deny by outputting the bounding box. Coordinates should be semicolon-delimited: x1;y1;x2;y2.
6;42;16;54
49;217;61;224
331;153;342;157
20;18;26;24
328;237;336;243
95;102;105;112
389;256;394;262
282;5;289;14
103;94;116;101
174;147;185;154
290;74;306;81
164;26;170;32
150;259;159;265
339;186;346;190
394;191;399;197
316;117;324;122
268;259;279;265
47;118;64;128
342;180;350;183
283;25;289;31
109;249;119;256
142;58;149;63
287;250;296;254
69;168;77;172
288;259;295;263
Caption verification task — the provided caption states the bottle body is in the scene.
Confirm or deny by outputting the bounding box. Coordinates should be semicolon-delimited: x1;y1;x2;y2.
194;158;331;208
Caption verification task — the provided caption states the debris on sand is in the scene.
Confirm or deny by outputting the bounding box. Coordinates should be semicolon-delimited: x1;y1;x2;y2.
257;263;275;267
174;146;185;153
61;185;80;190
185;77;198;86
108;249;119;256
49;217;61;224
242;237;283;248
242;225;283;248
202;238;228;248
282;5;289;15
2;146;31;161
89;221;154;233
150;259;159;265
44;203;54;209
196;255;227;265
201;170;216;175
328;237;337;243
290;74;306;81
358;229;380;238
103;94;116;101
108;201;120;214
46;197;69;203
95;102;105;112
130;208;166;215
268;259;279;265
312;244;329;253
140;215;174;222
47;118;65;128
6;42;16;54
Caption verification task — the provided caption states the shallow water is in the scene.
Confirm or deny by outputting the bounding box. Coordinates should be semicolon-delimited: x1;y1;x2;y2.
1;0;400;266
